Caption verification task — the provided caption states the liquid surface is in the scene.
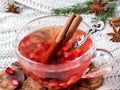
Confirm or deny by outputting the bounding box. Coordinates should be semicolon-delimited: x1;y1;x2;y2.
18;26;92;64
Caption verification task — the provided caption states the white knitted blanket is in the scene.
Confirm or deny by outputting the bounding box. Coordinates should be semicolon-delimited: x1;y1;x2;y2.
0;0;120;89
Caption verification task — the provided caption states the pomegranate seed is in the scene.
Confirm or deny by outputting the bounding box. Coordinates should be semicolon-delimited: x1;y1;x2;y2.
67;75;79;85
59;82;66;87
5;67;14;75
48;80;58;87
11;78;19;86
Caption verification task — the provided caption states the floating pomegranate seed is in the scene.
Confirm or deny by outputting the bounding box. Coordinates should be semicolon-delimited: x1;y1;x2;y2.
5;67;14;75
48;79;58;87
10;78;19;86
67;75;79;85
59;82;66;87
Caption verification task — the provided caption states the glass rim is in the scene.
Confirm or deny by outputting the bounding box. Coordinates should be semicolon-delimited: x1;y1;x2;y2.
14;15;95;67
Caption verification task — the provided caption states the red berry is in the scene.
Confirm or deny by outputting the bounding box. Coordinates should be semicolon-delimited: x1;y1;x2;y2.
5;67;14;75
10;78;19;86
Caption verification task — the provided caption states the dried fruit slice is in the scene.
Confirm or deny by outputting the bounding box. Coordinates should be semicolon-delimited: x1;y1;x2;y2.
11;61;22;70
72;86;90;90
78;76;103;89
11;69;25;86
22;77;47;90
70;84;90;90
78;87;90;90
0;68;25;90
0;71;17;90
78;64;103;89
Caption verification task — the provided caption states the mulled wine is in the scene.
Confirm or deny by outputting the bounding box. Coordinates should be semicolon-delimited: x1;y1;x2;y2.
18;26;92;89
15;15;113;89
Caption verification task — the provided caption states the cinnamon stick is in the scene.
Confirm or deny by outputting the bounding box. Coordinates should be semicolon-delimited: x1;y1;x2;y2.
65;15;83;41
109;17;120;27
56;13;75;43
113;22;120;27
110;17;120;23
43;13;82;64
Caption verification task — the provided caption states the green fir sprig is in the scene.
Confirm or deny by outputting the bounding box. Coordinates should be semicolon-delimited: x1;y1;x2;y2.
51;0;117;22
52;1;92;15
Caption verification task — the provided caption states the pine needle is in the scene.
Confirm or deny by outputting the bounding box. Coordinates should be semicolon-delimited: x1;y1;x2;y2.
51;1;92;15
51;0;117;22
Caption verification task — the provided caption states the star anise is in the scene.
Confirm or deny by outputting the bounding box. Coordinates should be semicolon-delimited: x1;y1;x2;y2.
107;25;120;42
6;3;20;13
88;0;108;15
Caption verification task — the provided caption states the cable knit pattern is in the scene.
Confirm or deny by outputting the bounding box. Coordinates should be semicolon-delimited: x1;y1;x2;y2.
0;0;120;89
14;0;85;13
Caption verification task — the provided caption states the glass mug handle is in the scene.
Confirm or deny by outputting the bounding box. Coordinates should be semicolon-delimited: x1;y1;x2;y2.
82;48;114;78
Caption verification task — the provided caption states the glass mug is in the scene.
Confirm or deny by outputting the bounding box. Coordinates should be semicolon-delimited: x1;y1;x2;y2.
14;15;114;89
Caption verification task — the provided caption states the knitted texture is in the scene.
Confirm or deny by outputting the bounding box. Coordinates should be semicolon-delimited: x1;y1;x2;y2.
0;0;120;89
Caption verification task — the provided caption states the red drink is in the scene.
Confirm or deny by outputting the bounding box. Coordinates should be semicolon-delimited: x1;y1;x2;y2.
18;26;92;89
15;15;114;89
19;26;91;64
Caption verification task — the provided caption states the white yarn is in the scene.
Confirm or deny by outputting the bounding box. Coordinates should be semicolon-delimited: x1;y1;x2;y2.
14;0;85;13
0;0;120;89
